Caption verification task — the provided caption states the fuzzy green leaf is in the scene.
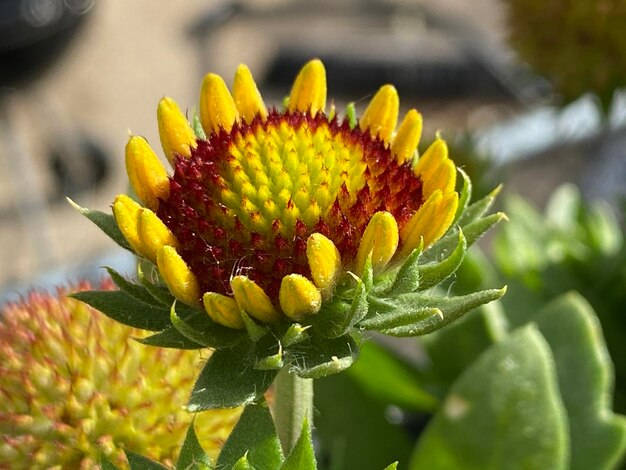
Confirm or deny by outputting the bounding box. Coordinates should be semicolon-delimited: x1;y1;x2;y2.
418;230;467;290
535;293;626;470
71;290;170;331
176;421;212;470
308;279;367;339
388;245;423;295
137;264;175;305
125;450;169;470
452;168;472;224
231;454;255;470
291;334;358;379
101;455;121;470
281;324;310;348
410;326;569;469
382;463;399;470
188;343;277;410
358;300;442;331
280;419;317;470
169;303;245;349
217;401;284;470
457;185;501;227
241;310;271;342
68;198;132;252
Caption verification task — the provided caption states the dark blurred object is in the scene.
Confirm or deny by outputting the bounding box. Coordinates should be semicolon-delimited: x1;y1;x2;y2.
0;0;95;86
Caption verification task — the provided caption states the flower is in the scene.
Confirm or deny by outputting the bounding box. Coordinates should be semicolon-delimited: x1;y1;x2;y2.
115;59;459;328
0;281;240;469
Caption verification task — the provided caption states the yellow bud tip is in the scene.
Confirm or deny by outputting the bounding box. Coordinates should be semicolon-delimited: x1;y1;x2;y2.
233;64;267;123
157;245;200;307
157;97;197;164
391;109;423;165
399;190;443;257
360;84;399;143
279;274;322;320
306;233;342;298
137;208;179;264
230;276;280;323
288;59;327;116
203;292;245;330
125;136;169;211
413;137;449;179
355;211;399;275
199;73;240;135
112;194;147;257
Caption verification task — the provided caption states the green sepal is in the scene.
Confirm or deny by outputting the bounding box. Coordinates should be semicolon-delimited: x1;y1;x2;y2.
100;455;121;470
382;463;399;470
188;343;277;410
168;302;245;349
280;418;317;470
282;324;310;348
452;168;472;225
105;267;161;306
192;112;207;140
359;302;442;331
71;290;171;331
418;230;467;291
67;198;132;252
125;450;169;470
137;264;175;305
308;278;368;339
255;343;284;371
176;420;212;470
291;334;358;379
217;400;284;470
362;254;374;292
457;184;502;227
425;212;505;264
387;244;423;296
241;310;271;342
375;288;507;337
231;454;255;470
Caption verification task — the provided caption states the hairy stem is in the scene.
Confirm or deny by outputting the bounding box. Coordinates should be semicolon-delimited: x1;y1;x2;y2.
272;366;314;453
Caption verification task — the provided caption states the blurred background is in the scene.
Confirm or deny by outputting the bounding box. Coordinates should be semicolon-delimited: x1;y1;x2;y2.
1;0;625;468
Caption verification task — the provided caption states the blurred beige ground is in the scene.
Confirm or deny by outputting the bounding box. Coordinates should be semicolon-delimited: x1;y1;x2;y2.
0;0;510;298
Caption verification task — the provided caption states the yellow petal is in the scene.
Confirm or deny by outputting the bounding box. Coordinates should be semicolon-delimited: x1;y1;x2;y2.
355;211;399;275
360;85;399;143
199;73;239;135
137;209;179;264
233;64;267;123
112;194;147;257
413;137;448;179
306;233;342;298
391;109;422;165
288;59;326;115
423;158;457;198
203;292;244;329
421;191;459;247
157;245;200;307
125;136;169;211
230;276;280;323
399;190;443;257
157;97;197;164
279;274;322;320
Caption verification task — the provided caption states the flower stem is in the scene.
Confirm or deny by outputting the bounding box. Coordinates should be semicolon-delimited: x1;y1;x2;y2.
272;366;314;453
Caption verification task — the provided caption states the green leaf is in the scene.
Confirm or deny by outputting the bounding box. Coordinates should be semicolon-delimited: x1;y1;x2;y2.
291;334;358;379
457;184;501;227
138;264;175;305
382;463;398;470
534;293;626;470
188;343;277;410
71;290;170;331
192;112;207;140
241;310;271;342
452;167;472;225
388;245;422;295
281;324;310;348
410;326;569;470
68;198;132;252
582;200;622;256
169;303;245;349
125;450;169;470
418;230;467;290
231;454;255;470
217;401;284;470
358;299;442;332
280;418;317;470
138;325;205;350
347;341;438;412
176;420;212;470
